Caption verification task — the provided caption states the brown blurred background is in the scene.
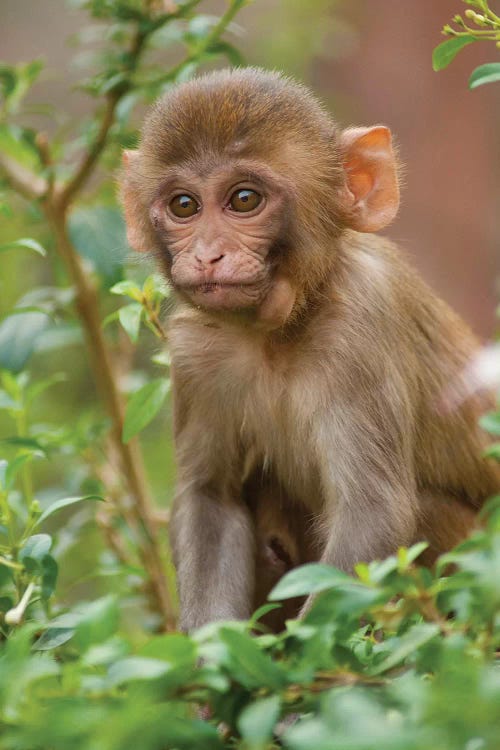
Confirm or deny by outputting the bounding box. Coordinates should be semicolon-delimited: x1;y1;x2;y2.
1;0;499;336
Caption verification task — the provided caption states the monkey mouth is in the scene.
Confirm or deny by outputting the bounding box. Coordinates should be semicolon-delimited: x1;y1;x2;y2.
180;280;265;309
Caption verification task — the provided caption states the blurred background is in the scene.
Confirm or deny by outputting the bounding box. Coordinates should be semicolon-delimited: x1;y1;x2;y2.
2;0;499;334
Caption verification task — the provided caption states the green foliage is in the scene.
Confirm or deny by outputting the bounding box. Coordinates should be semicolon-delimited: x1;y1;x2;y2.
0;515;500;748
434;0;500;86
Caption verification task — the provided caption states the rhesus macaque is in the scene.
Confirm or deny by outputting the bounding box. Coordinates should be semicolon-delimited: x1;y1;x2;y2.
121;68;499;632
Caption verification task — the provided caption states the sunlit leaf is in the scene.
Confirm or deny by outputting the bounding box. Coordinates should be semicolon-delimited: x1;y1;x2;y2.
68;207;129;285
36;494;104;527
269;563;353;600
0;238;46;256
219;628;285;690
0;312;51;372
34;627;75;651
122;378;170;442
469;62;500;89
370;623;440;675
110;279;143;301
238;695;281;748
118;303;143;342
432;35;475;71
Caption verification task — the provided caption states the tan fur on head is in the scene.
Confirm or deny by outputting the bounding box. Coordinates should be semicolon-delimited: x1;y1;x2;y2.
120;68;401;327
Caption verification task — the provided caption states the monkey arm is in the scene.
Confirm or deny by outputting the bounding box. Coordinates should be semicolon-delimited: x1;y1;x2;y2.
314;388;419;566
170;486;255;631
169;371;255;632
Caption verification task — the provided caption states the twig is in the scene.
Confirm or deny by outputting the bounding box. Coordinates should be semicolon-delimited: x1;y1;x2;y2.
44;208;176;629
0;152;46;201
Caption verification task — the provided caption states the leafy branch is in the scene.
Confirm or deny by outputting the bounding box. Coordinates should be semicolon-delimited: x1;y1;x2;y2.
433;0;500;87
0;0;248;630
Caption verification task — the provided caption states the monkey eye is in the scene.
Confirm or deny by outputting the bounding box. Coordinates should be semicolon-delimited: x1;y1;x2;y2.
229;189;262;213
169;194;200;218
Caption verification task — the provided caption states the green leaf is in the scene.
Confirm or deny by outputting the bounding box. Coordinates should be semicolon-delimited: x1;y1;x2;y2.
269;563;353;600
0;312;51;372
36;494;104;527
0;60;43;113
110;279;143;301
237;695;281;749
250;602;282;625
397;541;429;569
484;442;500;460
370;623;440;675
210;41;245;67
432;35;475;71
107;656;171;686
469;62;500;89
139;633;196;667
122;378;170;443
0;238;46;256
74;595;119;650
26;372;67;404
33;626;75;651
480;412;500;436
40;554;58;599
0;436;47;454
5;453;38;490
219;628;285;690
118;303;143;343
19;534;53;565
68;207;129;285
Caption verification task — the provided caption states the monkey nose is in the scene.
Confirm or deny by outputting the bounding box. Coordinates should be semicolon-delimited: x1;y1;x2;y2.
195;252;225;266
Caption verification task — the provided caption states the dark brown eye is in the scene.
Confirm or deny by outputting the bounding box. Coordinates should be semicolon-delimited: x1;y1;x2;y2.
229;189;262;213
169;194;199;218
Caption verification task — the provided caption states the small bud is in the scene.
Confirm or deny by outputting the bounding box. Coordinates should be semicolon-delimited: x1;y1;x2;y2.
4;582;35;626
29;499;41;519
443;24;454;35
453;14;466;27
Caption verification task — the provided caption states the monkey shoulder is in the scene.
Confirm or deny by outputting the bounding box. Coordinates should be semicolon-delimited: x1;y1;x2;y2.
332;232;480;372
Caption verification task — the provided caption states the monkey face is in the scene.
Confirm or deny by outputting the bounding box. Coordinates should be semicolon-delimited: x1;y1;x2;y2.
149;160;290;312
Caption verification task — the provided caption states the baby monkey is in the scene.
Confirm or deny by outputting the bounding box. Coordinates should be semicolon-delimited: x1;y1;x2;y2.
121;68;499;631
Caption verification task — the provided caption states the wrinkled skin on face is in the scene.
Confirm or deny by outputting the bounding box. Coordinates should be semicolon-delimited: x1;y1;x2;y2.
149;161;290;312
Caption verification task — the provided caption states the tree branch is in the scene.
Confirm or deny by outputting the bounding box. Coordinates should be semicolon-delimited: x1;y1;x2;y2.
57;93;119;211
0;152;46;201
46;209;177;630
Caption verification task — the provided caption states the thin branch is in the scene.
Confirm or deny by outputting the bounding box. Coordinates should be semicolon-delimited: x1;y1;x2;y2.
57;93;119;210
57;24;149;210
46;210;177;630
0;152;46;201
138;0;248;88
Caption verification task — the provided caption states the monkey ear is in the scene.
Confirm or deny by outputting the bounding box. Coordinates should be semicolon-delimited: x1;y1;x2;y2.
121;149;150;253
340;126;400;233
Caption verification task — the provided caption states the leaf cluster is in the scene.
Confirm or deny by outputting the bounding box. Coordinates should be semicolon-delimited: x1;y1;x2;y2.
0;508;500;749
433;0;500;87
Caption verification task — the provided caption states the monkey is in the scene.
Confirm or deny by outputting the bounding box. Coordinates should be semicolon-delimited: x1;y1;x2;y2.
121;67;499;632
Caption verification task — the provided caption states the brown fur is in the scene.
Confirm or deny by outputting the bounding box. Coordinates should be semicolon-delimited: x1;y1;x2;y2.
121;68;499;631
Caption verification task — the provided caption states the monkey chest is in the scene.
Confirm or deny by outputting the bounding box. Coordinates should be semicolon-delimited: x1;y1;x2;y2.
170;319;326;502
209;346;322;500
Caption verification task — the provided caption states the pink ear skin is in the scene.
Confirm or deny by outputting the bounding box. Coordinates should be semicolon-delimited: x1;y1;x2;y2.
121;149;150;253
340;126;400;233
256;276;296;330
